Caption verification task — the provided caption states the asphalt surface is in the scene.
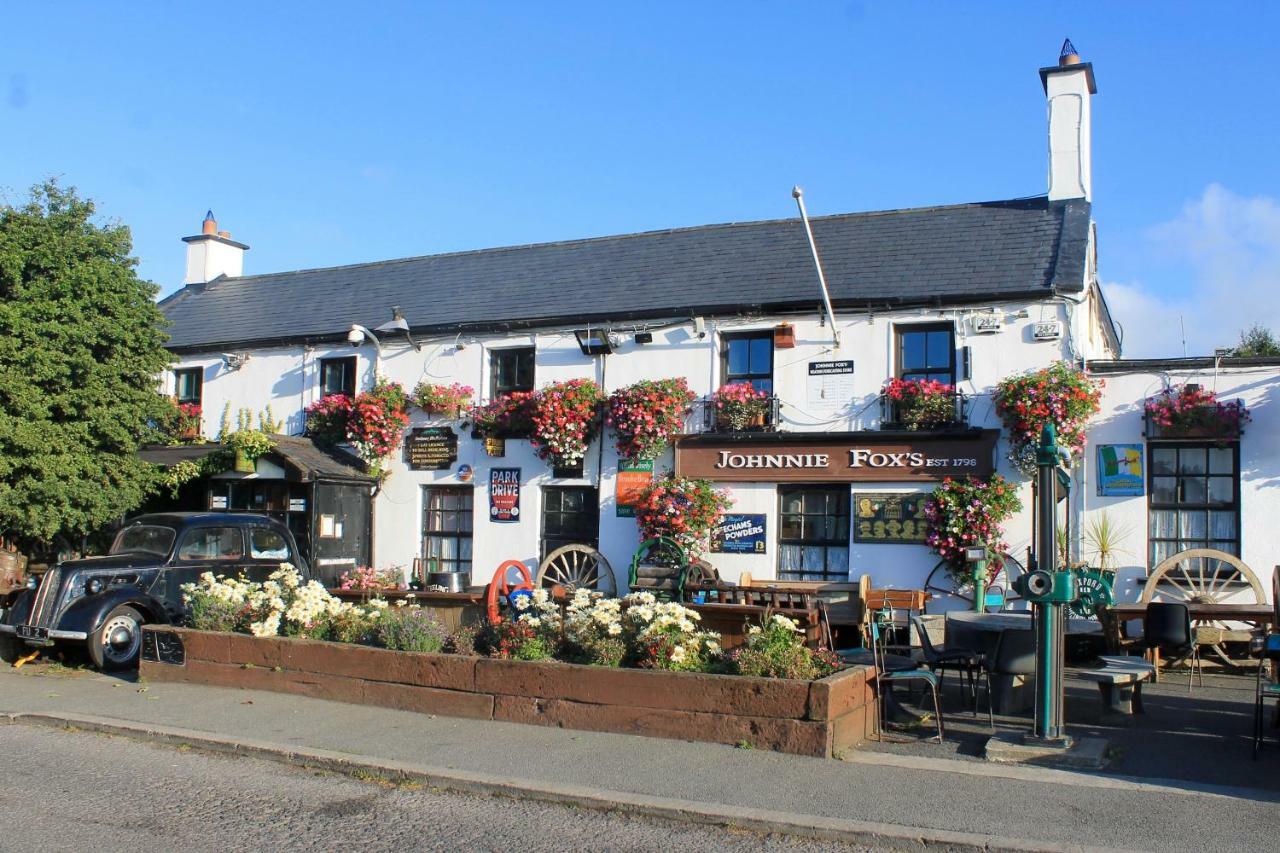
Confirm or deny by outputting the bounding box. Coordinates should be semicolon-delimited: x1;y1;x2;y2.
0;725;876;853
2;662;1278;852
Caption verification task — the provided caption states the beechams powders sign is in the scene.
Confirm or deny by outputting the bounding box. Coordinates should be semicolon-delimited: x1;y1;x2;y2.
710;513;767;554
489;468;521;522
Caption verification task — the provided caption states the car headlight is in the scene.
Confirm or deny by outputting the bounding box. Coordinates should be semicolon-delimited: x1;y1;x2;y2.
85;577;105;596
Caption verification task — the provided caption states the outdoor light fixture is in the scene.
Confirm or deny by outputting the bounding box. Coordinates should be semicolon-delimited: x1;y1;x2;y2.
221;352;250;370
692;317;706;339
375;306;421;351
574;328;617;355
347;323;383;356
634;330;654;344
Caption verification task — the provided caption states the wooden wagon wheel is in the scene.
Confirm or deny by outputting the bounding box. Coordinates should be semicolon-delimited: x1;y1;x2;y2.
1141;548;1267;668
685;558;719;587
536;544;617;597
923;554;1026;613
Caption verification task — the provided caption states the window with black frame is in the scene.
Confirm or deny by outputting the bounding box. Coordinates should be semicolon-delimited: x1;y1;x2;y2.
541;486;599;561
319;356;357;398
422;487;473;574
174;367;203;407
1148;443;1239;566
777;486;850;582
720;332;773;393
490;347;535;397
895;323;955;385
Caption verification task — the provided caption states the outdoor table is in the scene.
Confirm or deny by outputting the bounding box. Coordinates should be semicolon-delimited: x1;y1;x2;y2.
1110;603;1275;624
944;611;1102;714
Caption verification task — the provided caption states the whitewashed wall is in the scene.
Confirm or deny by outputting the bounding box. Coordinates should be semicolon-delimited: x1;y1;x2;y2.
171;296;1117;591
1081;364;1280;605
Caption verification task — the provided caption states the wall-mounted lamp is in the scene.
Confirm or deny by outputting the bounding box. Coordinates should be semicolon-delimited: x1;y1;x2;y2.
692;317;706;339
221;352;250;371
574;328;618;355
375;306;421;351
634;331;654;345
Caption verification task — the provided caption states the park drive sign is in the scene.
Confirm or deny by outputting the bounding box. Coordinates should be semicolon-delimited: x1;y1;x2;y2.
673;431;998;482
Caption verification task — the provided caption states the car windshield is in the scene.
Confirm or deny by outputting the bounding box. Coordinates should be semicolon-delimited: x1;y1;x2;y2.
110;525;177;557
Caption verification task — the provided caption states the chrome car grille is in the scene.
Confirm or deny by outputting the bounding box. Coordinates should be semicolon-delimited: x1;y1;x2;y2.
27;567;63;629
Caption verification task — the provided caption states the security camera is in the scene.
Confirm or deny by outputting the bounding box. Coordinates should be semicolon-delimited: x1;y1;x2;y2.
221;353;249;370
347;326;365;347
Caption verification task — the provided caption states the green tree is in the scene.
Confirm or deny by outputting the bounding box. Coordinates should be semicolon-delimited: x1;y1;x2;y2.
0;182;172;554
1232;324;1280;357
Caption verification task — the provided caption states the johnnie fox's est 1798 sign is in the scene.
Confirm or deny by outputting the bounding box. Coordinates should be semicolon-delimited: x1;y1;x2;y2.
673;432;998;483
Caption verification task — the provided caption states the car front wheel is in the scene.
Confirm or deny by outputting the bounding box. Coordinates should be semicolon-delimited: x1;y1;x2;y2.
89;605;144;670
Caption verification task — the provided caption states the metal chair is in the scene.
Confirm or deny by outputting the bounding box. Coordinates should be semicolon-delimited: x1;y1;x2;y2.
870;611;944;743
910;615;983;711
1144;602;1201;691
1254;633;1280;759
977;628;1037;729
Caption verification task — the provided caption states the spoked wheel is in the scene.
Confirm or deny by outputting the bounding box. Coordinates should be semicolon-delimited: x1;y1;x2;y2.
923;554;1026;613
89;605;144;671
685;558;719;587
536;544;617;596
1141;548;1266;667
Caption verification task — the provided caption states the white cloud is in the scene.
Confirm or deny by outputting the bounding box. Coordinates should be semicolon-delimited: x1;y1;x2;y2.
1101;184;1280;358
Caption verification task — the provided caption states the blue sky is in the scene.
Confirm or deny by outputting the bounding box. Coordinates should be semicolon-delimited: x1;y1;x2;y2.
3;2;1278;358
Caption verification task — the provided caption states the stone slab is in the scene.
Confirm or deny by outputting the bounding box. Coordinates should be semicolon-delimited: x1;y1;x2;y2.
983;732;1110;770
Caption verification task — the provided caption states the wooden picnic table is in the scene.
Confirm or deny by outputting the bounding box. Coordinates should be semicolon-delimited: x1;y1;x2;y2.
1110;602;1275;623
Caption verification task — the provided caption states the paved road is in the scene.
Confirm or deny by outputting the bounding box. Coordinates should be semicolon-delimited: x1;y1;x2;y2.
0;725;876;852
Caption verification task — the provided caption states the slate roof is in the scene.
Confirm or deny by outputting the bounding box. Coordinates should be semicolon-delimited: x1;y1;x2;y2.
139;435;371;482
160;196;1091;352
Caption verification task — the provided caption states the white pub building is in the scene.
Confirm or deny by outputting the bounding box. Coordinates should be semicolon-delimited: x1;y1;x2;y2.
153;46;1279;607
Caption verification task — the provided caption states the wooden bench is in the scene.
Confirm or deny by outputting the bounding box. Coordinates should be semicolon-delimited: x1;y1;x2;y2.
734;573;870;648
1076;655;1156;716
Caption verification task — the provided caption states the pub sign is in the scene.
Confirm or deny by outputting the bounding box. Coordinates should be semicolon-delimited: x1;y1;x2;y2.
405;427;458;471
853;493;929;544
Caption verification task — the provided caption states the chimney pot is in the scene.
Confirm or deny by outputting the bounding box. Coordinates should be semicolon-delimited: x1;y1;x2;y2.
1059;37;1081;66
217;230;231;239
202;210;218;235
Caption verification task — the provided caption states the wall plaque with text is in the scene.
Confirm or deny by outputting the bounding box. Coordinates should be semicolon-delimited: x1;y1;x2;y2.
853;492;929;544
406;427;458;471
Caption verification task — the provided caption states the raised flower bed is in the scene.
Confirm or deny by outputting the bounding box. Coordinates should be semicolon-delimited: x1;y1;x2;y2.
140;625;876;757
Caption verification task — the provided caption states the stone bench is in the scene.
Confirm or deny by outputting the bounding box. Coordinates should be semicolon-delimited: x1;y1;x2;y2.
1077;656;1156;716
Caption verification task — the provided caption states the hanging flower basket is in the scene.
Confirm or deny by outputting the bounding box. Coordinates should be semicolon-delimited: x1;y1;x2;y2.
470;392;536;439
530;379;605;469
1144;385;1249;440
633;475;733;560
923;474;1022;585
304;379;409;479
606;377;697;463
993;361;1101;476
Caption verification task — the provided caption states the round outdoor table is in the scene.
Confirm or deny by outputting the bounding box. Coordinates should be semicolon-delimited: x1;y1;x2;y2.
945;611;1101;714
837;648;925;723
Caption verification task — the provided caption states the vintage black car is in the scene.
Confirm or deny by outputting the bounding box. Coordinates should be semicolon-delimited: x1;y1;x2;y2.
0;513;308;669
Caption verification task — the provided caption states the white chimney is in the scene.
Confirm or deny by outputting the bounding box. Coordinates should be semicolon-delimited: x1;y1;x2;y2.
1040;39;1097;202
182;210;249;284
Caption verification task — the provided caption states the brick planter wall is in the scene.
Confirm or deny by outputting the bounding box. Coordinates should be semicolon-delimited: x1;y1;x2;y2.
140;626;877;758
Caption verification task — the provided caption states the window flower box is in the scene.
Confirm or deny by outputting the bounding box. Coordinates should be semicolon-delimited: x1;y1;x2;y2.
1144;385;1250;441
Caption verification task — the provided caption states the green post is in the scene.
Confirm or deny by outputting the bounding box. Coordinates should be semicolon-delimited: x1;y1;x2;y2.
973;559;989;614
1033;423;1070;744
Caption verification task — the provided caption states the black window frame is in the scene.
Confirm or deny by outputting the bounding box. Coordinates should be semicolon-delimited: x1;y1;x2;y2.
777;485;851;582
175;526;246;563
489;346;535;398
895;323;956;386
540;486;599;561
1147;442;1241;569
174;367;203;407
319;356;358;398
422;486;474;575
720;331;774;394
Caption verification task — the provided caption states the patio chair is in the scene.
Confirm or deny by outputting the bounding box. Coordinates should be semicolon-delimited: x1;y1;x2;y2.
1144;602;1201;691
870;612;944;743
977;628;1037;729
910;615;983;711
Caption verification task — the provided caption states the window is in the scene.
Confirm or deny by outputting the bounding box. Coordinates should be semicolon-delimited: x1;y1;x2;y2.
541;487;599;560
896;324;955;385
249;528;291;561
177;527;244;561
319;356;357;398
422;487;473;574
721;332;773;393
778;486;850;582
174;367;203;406
490;347;535;397
1148;444;1240;566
